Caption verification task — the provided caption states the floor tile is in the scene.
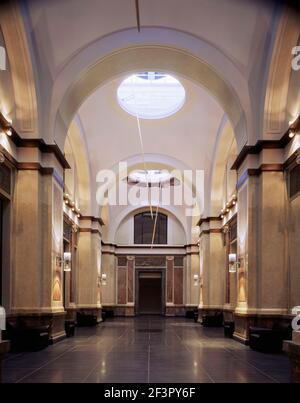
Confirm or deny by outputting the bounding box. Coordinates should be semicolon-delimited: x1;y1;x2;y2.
2;317;292;383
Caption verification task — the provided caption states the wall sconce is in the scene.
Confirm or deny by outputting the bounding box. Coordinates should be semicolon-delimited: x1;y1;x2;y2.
63;193;81;218
289;128;296;139
220;194;238;219
0;114;13;137
193;274;199;286
56;255;63;267
63;252;72;272
0;306;6;342
229;253;240;273
101;273;107;286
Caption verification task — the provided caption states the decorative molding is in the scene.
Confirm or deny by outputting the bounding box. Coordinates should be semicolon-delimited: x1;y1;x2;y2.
232;116;300;171
101;241;190;249
237;164;284;190
79;228;102;236
135;255;166;267
80;215;104;226
263;7;300;136
0;112;70;169
234;307;290;316
199;228;223;236
0;163;11;195
197;216;221;227
0;2;38;134
0;144;65;190
117;256;127;266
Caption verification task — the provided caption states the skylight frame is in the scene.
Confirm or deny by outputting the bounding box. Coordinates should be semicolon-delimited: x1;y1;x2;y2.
117;72;186;120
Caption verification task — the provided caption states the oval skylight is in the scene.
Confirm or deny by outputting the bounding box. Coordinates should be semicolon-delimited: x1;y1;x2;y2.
117;72;185;119
128;170;172;184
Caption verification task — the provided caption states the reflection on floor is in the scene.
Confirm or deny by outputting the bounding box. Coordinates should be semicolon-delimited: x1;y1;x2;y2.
3;317;291;383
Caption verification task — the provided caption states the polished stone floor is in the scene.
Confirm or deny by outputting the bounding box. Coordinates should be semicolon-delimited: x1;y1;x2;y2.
3;317;292;383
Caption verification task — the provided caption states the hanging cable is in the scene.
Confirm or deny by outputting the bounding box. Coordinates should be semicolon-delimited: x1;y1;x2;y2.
132;90;153;218
151;183;161;248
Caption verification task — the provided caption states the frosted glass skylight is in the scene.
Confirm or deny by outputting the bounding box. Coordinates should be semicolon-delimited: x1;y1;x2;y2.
117;72;185;119
128;170;172;184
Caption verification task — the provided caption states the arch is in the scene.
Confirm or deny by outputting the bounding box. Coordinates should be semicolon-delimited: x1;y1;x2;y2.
97;152;203;220
0;2;38;137
133;211;168;244
210;117;237;216
263;6;300;139
109;204;189;245
48;28;252;150
64;115;92;214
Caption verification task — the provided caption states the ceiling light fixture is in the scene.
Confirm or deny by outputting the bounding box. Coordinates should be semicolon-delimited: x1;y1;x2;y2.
289;128;296;138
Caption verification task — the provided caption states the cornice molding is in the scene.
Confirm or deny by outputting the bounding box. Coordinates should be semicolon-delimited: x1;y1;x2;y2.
237;163;284;190
80;215;105;226
199;228;223;236
197;216;221;227
232;115;300;171
0;112;70;169
101;242;196;249
79;228;102;236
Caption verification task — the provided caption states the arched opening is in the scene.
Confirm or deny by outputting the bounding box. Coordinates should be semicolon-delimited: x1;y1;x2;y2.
134;211;167;245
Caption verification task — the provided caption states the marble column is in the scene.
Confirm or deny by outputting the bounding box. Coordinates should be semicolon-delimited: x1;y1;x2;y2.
76;223;102;323
198;220;225;321
10;169;66;342
234;168;288;342
165;256;174;316
101;246;117;309
185;247;200;309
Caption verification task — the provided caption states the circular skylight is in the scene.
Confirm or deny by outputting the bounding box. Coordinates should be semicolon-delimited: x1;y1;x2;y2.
128;170;172;185
117;72;185;119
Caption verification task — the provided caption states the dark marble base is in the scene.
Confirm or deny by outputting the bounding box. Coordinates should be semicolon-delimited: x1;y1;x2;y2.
197;308;223;323
115;306;135;316
165;306;185;316
284;341;300;383
234;313;292;344
109;305;188;317
76;308;102;324
7;312;67;345
0;340;10;383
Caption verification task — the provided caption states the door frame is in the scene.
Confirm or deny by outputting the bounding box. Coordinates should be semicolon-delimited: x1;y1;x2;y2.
135;268;165;316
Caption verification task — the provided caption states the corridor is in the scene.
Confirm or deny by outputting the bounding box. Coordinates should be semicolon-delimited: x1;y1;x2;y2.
3;318;291;383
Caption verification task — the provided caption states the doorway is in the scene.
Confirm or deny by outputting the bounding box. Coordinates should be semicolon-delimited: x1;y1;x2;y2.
136;270;165;315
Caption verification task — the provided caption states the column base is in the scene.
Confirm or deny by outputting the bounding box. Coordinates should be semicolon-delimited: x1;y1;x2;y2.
233;312;292;344
165;305;185;316
76;307;102;324
0;341;10;383
284;341;300;383
6;311;67;346
197;307;223;324
115;306;135;317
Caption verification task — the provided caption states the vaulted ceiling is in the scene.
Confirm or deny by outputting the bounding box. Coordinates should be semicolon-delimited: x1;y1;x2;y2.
18;0;284;231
